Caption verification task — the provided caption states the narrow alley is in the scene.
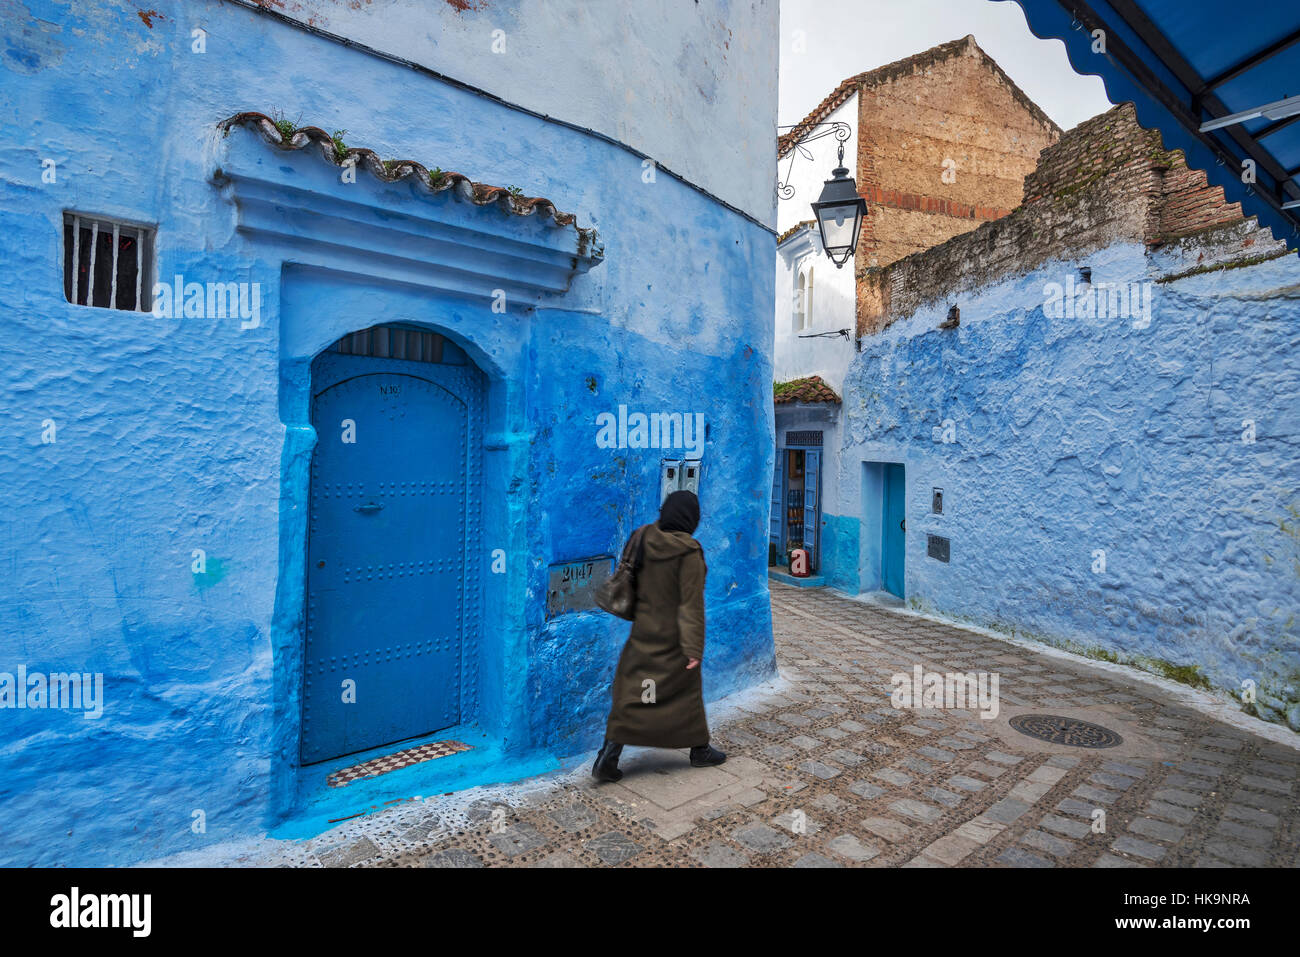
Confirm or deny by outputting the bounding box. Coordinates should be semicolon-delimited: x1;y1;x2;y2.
188;584;1298;869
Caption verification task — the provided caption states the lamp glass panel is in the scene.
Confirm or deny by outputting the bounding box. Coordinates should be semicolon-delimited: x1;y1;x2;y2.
817;206;857;250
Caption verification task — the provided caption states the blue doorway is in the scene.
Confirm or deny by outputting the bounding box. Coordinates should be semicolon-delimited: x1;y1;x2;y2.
301;327;482;764
860;460;906;599
770;436;824;571
881;463;905;598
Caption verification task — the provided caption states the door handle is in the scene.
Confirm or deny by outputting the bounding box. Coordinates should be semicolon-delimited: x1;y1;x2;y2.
900;518;906;532
355;502;384;514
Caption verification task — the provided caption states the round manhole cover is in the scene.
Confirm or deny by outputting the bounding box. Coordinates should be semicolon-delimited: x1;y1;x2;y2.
1008;714;1124;749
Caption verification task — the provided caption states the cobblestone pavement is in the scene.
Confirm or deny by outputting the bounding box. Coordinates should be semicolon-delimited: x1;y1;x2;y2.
341;584;1297;868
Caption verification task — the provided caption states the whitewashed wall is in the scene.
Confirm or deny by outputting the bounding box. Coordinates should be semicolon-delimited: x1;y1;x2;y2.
774;229;858;392
774;93;858;393
777;93;857;234
261;0;779;224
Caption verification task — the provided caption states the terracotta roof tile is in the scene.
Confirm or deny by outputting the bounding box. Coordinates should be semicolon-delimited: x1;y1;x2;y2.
777;220;817;245
218;112;601;258
774;375;841;405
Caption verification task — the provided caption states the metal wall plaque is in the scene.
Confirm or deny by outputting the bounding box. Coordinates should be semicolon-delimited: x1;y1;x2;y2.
787;430;823;447
927;534;950;563
546;556;614;618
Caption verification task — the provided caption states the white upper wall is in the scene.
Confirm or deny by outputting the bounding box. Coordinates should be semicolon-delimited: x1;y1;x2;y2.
263;0;779;225
777;92;857;234
775;94;857;391
775;229;857;392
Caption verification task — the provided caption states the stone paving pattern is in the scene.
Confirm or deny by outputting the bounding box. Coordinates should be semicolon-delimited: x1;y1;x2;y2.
361;584;1300;868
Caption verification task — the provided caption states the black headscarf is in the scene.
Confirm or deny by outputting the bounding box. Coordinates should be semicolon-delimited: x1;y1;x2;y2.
657;490;700;535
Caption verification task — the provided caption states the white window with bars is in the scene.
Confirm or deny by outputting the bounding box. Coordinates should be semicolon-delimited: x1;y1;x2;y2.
62;212;154;311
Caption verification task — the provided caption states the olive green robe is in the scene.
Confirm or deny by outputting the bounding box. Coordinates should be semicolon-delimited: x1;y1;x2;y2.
604;523;709;748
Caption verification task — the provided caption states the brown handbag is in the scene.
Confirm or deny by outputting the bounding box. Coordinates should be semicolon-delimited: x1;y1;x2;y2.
595;525;647;620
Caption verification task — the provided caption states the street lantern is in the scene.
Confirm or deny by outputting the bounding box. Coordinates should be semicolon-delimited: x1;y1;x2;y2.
811;160;867;269
777;121;868;269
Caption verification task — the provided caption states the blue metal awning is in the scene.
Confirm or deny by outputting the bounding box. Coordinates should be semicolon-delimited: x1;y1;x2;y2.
1003;0;1300;246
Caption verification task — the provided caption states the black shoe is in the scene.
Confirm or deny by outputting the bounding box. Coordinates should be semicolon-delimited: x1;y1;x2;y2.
592;740;623;782
689;744;726;767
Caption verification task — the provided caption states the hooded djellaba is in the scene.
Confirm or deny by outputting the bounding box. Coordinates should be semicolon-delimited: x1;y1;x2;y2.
592;490;726;782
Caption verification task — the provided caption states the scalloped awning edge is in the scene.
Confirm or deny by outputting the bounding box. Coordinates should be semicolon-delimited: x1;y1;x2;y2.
218;112;602;260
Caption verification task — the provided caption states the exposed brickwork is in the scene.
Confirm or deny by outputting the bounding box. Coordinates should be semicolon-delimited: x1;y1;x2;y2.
1156;163;1245;244
1022;102;1166;202
778;35;1057;159
859;185;1013;222
856;103;1276;337
782;37;1059;321
852;36;1060;270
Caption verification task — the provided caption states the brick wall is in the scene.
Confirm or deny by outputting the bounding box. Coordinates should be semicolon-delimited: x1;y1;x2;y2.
854;36;1059;270
1156;162;1245;243
1023;102;1244;243
857;103;1268;337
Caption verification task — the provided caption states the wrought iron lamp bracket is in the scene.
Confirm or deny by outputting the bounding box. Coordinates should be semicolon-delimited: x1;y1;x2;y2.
776;121;851;201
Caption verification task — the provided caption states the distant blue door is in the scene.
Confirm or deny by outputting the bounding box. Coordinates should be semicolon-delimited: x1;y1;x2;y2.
802;449;820;570
881;463;905;598
302;353;468;764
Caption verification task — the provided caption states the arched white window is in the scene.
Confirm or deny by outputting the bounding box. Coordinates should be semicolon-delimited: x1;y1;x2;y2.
805;265;814;329
794;263;814;332
794;271;806;332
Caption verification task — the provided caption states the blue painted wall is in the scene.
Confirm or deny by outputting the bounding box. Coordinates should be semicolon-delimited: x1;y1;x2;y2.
0;0;776;864
819;513;861;594
830;241;1300;729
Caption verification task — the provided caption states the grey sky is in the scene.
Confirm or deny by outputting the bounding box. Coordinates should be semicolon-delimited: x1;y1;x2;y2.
779;0;1114;131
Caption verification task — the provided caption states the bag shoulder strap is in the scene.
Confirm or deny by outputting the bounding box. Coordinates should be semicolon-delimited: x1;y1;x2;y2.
627;524;648;570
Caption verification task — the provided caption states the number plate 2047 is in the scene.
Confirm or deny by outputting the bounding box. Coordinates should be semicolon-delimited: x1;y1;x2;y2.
546;556;614;618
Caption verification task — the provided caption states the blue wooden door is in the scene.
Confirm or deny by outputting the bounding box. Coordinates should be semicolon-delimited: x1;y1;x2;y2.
882;462;905;598
802;450;820;570
770;449;784;556
302;357;467;763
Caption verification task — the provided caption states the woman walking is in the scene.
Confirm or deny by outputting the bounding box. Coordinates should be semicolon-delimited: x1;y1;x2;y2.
592;490;726;782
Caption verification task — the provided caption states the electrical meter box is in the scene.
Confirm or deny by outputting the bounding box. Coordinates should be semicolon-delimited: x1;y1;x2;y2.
681;459;701;496
660;458;703;504
660;460;680;504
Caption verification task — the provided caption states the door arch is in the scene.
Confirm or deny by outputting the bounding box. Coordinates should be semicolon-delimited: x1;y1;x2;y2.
301;325;484;764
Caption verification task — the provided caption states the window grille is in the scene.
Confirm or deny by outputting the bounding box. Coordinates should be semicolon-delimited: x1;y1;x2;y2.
63;212;153;311
329;324;466;365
